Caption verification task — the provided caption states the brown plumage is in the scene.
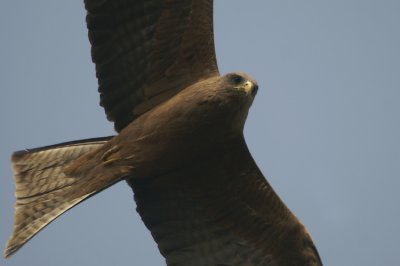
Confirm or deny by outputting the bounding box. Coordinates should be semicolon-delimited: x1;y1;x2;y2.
4;1;322;265
86;0;218;131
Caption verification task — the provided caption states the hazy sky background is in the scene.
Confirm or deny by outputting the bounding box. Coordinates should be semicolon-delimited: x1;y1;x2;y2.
1;1;399;265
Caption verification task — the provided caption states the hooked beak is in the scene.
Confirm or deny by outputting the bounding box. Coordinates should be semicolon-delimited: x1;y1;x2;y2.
236;81;258;97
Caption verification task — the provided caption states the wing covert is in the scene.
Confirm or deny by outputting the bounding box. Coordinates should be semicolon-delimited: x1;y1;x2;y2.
85;0;219;131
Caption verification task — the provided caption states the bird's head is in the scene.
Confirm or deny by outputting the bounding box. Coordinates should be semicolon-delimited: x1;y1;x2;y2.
221;72;259;100
189;71;259;134
213;72;259;130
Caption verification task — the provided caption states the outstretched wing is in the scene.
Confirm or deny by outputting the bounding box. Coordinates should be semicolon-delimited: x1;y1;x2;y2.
128;137;322;266
85;0;219;131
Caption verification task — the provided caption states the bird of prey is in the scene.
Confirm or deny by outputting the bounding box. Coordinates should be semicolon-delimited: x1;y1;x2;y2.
4;1;323;265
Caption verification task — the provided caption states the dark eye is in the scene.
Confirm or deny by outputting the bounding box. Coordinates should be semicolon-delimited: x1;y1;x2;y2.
231;75;244;84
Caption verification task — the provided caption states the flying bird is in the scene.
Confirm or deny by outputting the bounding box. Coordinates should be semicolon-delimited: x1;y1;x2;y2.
4;1;323;265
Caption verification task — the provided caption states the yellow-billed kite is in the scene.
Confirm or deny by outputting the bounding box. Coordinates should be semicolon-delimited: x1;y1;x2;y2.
4;1;322;265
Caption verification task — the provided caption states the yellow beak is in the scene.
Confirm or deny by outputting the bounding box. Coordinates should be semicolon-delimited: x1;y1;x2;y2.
242;81;254;95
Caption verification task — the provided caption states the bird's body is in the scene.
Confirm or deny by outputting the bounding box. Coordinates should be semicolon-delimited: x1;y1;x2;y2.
67;74;254;180
4;1;322;265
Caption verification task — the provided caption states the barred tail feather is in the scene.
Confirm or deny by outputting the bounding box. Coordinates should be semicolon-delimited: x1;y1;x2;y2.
4;136;114;258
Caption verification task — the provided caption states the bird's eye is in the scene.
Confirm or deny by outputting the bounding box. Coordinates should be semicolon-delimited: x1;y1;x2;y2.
231;75;244;84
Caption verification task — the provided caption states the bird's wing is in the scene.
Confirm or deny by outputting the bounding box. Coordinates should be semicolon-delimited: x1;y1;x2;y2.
128;137;322;266
84;0;219;131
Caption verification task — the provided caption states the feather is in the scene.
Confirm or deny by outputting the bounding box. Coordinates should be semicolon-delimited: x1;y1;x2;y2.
4;137;114;257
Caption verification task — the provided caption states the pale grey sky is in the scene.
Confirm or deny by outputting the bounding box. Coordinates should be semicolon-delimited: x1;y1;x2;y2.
1;1;399;265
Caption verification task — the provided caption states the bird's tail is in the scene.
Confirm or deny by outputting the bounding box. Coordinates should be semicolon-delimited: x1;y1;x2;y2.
4;136;116;258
